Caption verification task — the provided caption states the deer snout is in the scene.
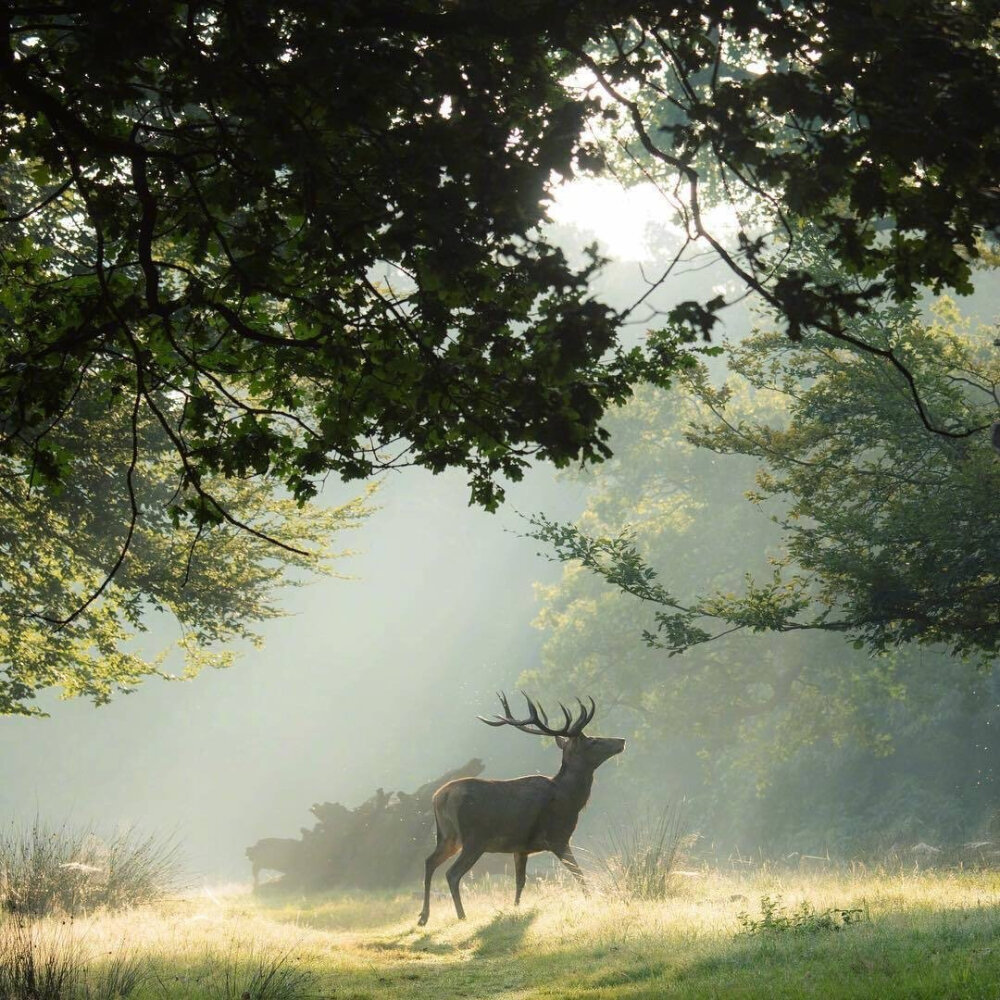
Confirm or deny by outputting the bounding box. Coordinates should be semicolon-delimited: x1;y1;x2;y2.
591;736;626;765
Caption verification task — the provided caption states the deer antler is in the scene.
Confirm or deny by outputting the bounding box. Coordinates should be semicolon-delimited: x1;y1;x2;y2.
478;692;595;737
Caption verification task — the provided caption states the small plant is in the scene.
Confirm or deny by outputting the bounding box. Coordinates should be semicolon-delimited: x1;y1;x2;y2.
736;894;866;936
593;802;694;901
0;819;185;916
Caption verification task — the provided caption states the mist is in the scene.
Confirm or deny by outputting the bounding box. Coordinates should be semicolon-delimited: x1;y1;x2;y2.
0;199;741;881
0;464;576;876
4;179;997;906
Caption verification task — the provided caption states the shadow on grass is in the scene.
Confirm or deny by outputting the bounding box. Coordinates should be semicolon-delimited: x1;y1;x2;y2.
473;908;538;958
367;929;458;956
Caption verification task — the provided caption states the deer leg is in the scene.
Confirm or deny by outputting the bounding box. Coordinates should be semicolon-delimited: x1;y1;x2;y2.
417;838;458;926
556;845;588;894
445;843;484;920
514;852;528;905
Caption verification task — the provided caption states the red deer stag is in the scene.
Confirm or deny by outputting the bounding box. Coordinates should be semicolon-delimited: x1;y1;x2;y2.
417;693;625;925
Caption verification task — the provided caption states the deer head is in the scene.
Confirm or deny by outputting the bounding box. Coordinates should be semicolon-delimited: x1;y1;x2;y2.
479;691;625;770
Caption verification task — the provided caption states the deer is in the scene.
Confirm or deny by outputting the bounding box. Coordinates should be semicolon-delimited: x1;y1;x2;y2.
417;692;625;925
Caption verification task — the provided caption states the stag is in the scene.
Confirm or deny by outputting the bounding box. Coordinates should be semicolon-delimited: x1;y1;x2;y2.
417;693;625;925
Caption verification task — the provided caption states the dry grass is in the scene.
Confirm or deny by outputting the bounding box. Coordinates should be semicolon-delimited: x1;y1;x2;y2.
2;867;1000;997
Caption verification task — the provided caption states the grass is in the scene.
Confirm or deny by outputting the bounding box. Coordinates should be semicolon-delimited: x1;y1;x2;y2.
2;868;999;998
0;819;185;916
588;802;693;901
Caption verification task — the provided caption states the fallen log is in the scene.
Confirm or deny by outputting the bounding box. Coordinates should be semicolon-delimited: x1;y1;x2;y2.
249;758;491;892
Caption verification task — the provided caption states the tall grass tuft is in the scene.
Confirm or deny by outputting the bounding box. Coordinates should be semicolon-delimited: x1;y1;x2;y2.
0;819;185;916
0;915;83;999
78;942;148;998
592;802;694;901
212;938;313;1000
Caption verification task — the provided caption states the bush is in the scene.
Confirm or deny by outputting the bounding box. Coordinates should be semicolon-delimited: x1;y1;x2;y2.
0;917;148;999
592;803;694;901
0;819;185;916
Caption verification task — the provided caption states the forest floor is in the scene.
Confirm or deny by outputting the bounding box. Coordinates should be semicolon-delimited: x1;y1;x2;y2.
7;867;1000;998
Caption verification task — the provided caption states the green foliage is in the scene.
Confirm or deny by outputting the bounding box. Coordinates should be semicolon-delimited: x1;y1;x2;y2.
527;286;999;848
0;820;185;916
3;3;996;715
736;895;866;936
0;3;657;520
1;1;995;540
0;387;374;714
688;291;1000;660
526;381;905;760
587;2;1000;358
533;279;1000;661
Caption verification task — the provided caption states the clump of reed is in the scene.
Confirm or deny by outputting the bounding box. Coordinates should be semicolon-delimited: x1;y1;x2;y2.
0;819;184;916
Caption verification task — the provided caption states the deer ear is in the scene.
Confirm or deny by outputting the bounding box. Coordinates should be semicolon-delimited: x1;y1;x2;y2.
555;736;568;749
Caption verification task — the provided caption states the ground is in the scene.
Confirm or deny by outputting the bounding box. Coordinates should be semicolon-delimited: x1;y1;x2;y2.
7;868;1000;998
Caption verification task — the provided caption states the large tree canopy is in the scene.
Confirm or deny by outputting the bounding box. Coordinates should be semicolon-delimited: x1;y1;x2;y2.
3;3;997;525
1;0;652;522
0;2;997;709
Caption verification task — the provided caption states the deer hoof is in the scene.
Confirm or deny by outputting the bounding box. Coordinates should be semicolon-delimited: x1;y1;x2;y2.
416;914;428;926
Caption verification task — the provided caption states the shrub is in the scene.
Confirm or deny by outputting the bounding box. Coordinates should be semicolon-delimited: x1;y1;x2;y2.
213;939;313;1000
0;819;185;916
77;943;147;999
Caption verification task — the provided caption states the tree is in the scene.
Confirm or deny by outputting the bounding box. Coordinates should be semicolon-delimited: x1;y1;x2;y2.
577;1;999;441
1;2;652;523
2;2;996;534
2;3;997;706
0;382;373;715
2;1;645;708
687;295;1000;660
533;276;999;660
525;368;998;850
525;381;903;756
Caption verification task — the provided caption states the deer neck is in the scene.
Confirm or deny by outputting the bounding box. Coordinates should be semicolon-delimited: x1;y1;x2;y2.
553;756;596;811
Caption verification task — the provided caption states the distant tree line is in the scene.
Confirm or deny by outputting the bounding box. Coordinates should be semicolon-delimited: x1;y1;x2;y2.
527;269;999;851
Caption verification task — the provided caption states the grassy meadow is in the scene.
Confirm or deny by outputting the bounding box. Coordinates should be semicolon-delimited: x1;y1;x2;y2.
5;866;1000;999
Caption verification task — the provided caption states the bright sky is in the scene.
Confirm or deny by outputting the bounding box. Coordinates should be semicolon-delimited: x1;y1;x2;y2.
548;176;742;264
547;178;680;262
